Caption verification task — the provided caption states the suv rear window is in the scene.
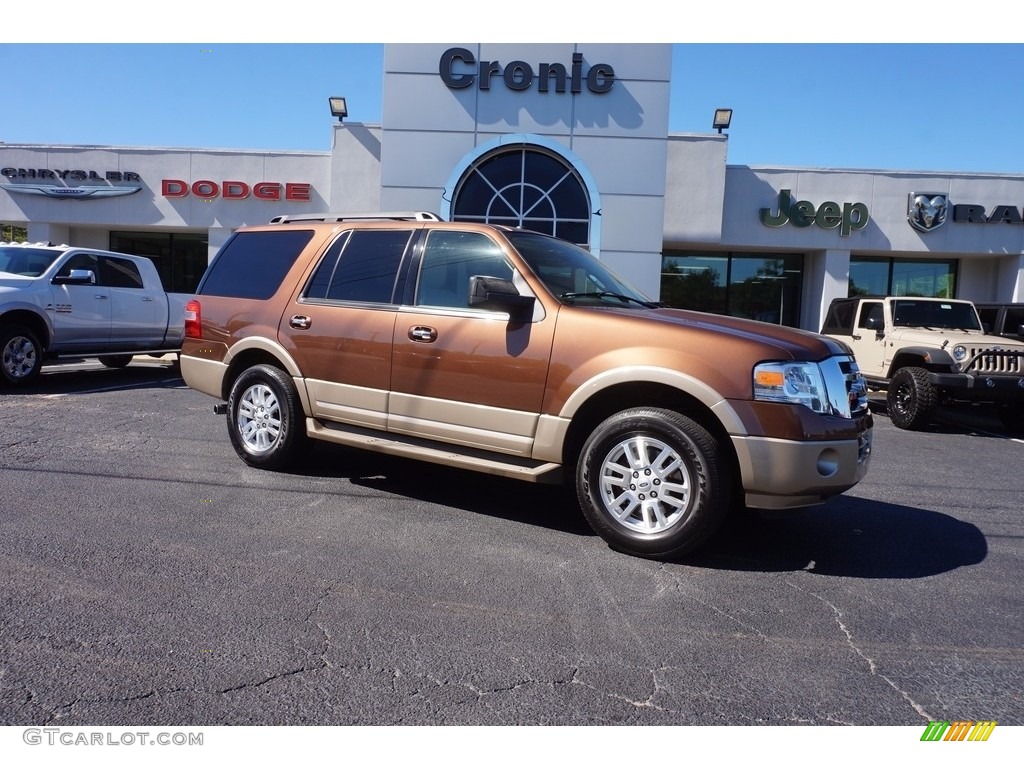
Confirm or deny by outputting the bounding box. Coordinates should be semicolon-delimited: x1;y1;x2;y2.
199;230;314;300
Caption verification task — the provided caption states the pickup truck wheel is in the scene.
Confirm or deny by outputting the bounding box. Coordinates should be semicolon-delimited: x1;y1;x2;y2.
576;408;731;559
0;325;43;387
226;364;310;470
886;366;936;430
98;354;133;369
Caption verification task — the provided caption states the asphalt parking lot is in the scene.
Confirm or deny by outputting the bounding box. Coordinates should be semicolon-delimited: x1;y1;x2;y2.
0;359;1022;726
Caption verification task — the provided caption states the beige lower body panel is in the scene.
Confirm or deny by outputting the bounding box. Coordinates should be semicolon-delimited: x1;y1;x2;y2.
387;392;538;456
305;379;388;430
732;430;872;510
180;355;228;399
307;418;563;483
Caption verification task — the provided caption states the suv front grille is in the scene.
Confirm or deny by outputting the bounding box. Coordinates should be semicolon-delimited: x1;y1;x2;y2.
822;356;869;418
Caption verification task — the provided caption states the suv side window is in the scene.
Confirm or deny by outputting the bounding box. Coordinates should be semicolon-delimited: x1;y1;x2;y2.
101;256;144;289
318;229;412;304
821;301;855;335
415;230;512;309
200;230;315;300
858;302;884;330
1005;308;1024;337
303;232;351;300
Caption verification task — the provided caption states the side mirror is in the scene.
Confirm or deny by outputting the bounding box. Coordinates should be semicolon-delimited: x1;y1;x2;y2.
864;315;884;331
1016;324;1024;338
468;275;535;323
982;322;992;334
52;268;96;285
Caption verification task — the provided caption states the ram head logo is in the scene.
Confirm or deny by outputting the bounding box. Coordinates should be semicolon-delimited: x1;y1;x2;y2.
908;193;948;232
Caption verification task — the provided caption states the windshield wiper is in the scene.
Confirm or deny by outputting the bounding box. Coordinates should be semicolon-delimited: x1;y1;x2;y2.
560;291;663;309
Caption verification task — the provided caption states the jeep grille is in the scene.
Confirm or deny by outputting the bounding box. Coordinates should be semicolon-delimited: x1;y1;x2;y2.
962;349;1024;375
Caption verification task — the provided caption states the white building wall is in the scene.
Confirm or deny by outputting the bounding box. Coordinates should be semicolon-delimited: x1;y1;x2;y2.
380;43;672;298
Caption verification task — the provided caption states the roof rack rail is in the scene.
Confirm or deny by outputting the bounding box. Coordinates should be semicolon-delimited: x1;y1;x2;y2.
269;211;442;224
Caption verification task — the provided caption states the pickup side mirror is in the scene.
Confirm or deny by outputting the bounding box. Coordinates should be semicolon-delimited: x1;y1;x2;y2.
52;268;96;285
468;275;535;323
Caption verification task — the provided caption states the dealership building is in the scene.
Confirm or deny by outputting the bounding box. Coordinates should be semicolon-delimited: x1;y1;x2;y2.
3;43;1024;332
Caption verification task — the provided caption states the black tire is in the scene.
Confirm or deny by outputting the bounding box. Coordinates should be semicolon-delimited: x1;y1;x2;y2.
998;405;1024;435
0;325;44;387
98;354;133;369
886;366;937;430
576;408;731;559
226;364;311;470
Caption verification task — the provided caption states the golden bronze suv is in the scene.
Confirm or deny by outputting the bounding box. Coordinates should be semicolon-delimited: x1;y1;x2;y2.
181;212;872;558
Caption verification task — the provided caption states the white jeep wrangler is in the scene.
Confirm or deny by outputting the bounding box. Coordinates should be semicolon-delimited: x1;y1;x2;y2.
822;296;1024;432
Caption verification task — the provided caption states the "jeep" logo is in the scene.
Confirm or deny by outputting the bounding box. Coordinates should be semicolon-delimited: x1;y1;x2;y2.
760;189;869;237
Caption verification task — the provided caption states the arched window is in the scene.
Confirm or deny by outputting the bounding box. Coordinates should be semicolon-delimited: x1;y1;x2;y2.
450;146;591;248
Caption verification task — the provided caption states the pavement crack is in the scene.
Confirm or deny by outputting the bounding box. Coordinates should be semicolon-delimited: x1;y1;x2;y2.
785;578;934;722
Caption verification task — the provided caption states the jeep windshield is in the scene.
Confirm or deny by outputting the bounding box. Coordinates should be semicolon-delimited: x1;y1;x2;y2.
891;299;982;332
0;247;63;278
504;230;660;308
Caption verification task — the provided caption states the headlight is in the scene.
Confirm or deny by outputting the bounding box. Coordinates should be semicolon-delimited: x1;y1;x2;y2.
753;361;828;414
952;344;967;362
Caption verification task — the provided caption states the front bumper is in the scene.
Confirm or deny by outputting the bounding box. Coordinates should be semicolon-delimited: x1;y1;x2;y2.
928;371;1024;404
731;427;873;510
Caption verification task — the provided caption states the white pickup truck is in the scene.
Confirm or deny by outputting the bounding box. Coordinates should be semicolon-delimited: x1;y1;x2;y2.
0;241;191;386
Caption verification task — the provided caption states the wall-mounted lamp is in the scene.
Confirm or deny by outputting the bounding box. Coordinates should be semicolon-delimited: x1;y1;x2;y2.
713;108;733;134
328;97;348;122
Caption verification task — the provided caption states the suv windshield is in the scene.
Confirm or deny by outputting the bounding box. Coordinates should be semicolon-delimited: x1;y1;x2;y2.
504;230;658;308
0;247;63;278
891;299;982;331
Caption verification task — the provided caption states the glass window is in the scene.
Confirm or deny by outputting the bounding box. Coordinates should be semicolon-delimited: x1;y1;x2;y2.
55;252;100;279
892;260;956;298
660;251;804;327
821;300;856;335
325;230;411;304
303;232;351;300
110;231;208;294
1004;308;1024;337
416;231;511;309
849;257;957;298
101;256;144;289
891;299;981;331
0;246;63;277
199;230;313;300
509;230;653;306
452;147;591;248
848;258;889;297
661;253;728;314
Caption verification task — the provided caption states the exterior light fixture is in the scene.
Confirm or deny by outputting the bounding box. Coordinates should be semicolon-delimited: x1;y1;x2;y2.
713;108;733;134
328;97;348;122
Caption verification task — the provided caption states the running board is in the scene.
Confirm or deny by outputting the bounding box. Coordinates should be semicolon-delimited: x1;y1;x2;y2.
307;418;563;484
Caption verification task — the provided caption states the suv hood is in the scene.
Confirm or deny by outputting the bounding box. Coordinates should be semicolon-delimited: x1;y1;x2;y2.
622;307;849;360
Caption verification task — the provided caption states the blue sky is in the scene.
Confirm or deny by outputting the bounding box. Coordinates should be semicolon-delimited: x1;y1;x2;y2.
5;5;1024;176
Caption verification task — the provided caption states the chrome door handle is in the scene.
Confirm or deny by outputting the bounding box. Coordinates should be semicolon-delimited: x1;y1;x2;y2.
290;315;312;329
409;326;437;342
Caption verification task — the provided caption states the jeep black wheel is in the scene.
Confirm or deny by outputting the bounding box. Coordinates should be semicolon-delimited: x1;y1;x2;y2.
1;325;44;387
226;364;310;470
576;408;731;559
886;366;936;430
